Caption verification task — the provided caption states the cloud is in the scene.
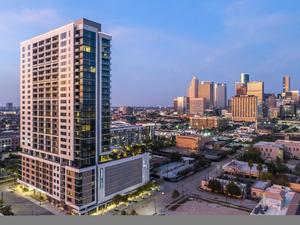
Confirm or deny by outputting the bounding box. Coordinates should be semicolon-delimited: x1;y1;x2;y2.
0;8;62;32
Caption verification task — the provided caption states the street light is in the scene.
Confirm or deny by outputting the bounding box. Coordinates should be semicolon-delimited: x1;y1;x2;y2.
154;198;157;214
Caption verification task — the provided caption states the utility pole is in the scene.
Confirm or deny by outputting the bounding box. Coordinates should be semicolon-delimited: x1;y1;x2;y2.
154;198;157;214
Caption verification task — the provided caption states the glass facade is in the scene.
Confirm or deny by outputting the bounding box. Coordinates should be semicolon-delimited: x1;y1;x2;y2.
73;29;112;167
101;37;111;153
74;29;97;168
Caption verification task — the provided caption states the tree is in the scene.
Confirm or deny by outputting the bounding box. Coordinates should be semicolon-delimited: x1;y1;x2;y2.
170;153;181;162
294;163;300;175
0;205;14;216
257;163;263;175
272;175;289;186
248;160;254;177
113;194;123;205
171;189;180;199
194;157;210;170
239;148;264;163
129;210;138;215
226;182;242;197
259;172;273;181
207;179;222;193
268;161;279;175
121;210;127;215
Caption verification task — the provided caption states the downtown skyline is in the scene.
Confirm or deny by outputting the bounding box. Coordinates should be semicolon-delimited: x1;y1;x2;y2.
1;0;300;106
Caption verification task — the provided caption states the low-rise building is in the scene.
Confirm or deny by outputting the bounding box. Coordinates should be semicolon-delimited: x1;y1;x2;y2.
222;160;268;178
251;181;271;199
0;131;19;152
275;140;300;159
189;116;228;130
176;135;209;151
251;185;300;215
201;177;247;198
254;142;284;161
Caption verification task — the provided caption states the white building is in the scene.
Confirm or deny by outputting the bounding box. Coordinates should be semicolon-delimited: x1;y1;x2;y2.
18;18;149;215
251;185;300;215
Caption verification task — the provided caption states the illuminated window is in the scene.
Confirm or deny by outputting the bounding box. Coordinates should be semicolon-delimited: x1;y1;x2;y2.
82;45;91;52
89;66;96;73
82;125;91;131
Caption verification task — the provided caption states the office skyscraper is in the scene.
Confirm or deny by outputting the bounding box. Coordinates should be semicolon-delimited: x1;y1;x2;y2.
198;81;214;108
247;81;264;104
283;75;291;93
213;83;227;109
187;76;199;98
232;95;258;122
240;73;250;84
19;18;149;215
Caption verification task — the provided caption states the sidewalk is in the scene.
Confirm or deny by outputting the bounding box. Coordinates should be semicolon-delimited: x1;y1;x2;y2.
8;187;66;216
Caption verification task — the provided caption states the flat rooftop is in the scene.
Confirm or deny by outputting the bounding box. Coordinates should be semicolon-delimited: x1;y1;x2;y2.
251;186;296;216
222;160;267;175
252;181;270;190
254;141;283;148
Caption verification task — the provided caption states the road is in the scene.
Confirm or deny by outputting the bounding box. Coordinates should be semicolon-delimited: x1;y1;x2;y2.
0;182;53;215
121;153;244;215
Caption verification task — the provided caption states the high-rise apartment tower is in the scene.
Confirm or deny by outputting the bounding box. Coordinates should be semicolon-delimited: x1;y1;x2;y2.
19;18;149;215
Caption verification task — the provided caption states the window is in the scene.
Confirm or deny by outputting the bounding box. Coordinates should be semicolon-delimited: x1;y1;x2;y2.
60;40;67;47
82;45;91;52
61;32;67;39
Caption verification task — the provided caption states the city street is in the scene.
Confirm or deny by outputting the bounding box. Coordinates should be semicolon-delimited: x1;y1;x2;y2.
0;182;53;215
119;152;245;215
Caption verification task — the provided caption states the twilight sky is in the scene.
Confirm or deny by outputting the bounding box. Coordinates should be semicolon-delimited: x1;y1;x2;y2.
1;0;300;106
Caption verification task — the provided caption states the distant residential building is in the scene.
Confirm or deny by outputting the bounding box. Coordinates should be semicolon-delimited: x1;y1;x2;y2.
247;81;264;104
118;106;134;115
0;131;19;152
5;102;13;111
189;116;228;130
187;76;199;98
232;95;258;122
240;73;250;84
275;140;300;159
265;94;277;109
176;135;209;150
254;142;284;161
251;185;300;215
213;83;227;109
269;107;280;119
173;98;178;112
280;103;296;118
111;121;155;146
283;91;299;102
198;81;214;109
189;97;205;115
174;96;188;114
283;75;291;93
